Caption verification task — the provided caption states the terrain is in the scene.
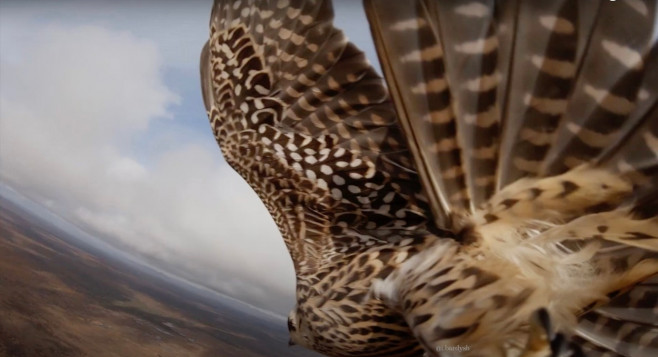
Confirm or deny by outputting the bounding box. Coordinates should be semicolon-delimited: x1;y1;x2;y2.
0;196;317;357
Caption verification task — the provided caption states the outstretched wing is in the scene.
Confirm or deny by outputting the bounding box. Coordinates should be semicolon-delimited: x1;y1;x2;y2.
365;0;658;227
201;0;438;293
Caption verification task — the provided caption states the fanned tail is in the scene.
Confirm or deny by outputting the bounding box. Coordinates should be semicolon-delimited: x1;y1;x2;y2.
365;0;658;354
365;0;658;228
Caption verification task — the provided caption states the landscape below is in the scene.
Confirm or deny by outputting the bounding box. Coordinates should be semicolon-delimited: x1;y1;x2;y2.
0;196;318;357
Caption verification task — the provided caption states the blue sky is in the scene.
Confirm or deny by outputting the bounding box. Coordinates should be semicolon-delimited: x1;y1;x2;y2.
0;0;379;316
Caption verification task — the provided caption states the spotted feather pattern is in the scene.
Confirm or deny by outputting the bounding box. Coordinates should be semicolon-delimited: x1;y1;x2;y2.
203;0;658;356
201;0;441;355
202;0;441;276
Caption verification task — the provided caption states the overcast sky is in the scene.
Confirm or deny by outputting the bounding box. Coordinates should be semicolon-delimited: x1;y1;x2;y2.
0;0;379;316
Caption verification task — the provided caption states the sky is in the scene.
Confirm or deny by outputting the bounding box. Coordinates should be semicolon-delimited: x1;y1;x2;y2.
0;0;379;316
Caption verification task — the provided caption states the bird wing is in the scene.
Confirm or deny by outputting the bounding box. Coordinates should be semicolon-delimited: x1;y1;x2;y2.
365;0;658;355
201;0;438;290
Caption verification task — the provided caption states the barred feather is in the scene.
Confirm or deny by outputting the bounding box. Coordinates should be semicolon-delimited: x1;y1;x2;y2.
365;0;658;355
203;0;658;356
201;0;434;355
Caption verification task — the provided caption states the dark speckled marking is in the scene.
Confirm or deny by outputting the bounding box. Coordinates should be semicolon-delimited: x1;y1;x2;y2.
558;180;579;198
484;213;499;223
428;279;456;294
347;292;367;303
511;288;534;305
500;198;519;209
491;294;508;309
611;257;628;272
358;255;369;266
582;301;597;312
440;288;467;299
340;304;358;313
461;267;499;289
363;264;375;277
432;266;453;279
529;187;543;199
433;325;469;339
587;202;615;213
413;282;428;292
377;265;395;279
412;314;432;327
626;231;654;240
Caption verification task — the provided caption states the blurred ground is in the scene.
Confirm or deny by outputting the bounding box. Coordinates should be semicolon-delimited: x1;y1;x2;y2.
0;198;318;357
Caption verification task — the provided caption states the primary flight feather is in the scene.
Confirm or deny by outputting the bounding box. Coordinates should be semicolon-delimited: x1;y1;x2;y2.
200;0;658;356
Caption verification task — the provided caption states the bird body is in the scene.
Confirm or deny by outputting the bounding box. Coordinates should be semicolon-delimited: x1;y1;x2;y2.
375;166;658;355
201;0;658;356
289;236;433;356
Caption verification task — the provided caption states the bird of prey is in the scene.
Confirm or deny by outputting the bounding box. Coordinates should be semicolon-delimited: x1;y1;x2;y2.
200;0;658;356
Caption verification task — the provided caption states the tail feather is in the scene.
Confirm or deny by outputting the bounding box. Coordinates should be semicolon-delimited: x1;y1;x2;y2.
542;0;657;176
421;1;502;209
557;208;658;356
575;273;658;357
499;0;583;186
631;188;658;221
365;0;658;231
606;103;658;191
364;0;658;354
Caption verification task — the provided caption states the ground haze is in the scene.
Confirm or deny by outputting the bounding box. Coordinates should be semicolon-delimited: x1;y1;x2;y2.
0;197;318;357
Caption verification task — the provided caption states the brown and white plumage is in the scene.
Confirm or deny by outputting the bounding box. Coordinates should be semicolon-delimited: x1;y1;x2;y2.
201;0;658;356
201;1;436;355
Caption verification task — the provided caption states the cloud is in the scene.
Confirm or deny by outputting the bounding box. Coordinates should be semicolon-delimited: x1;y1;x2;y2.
1;24;176;209
0;0;213;70
0;0;382;317
0;21;296;315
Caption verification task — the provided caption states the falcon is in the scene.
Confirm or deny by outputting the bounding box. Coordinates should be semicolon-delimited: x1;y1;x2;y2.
200;0;658;356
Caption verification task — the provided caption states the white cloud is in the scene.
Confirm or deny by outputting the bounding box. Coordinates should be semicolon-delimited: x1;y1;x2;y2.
0;21;295;314
1;24;176;211
0;0;213;70
0;0;380;317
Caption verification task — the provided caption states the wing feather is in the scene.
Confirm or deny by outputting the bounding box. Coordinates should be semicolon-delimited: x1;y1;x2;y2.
201;0;437;286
